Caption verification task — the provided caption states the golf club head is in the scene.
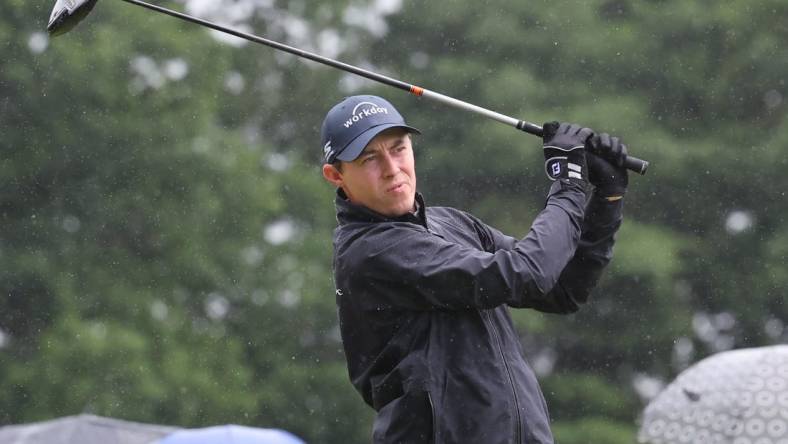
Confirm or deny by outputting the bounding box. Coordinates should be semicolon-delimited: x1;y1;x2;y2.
47;0;99;36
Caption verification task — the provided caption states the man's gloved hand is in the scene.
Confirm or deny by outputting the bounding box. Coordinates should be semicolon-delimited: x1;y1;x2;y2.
542;122;593;186
588;132;629;200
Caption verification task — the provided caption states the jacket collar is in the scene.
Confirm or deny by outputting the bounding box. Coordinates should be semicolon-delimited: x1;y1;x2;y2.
335;188;427;227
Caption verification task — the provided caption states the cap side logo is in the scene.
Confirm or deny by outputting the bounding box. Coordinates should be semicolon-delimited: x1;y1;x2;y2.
323;140;334;161
343;101;389;129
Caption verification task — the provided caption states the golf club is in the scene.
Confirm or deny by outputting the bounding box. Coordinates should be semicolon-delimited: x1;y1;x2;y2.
48;0;650;174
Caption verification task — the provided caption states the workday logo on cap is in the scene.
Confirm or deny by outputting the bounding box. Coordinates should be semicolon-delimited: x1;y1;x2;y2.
320;95;420;164
342;102;390;129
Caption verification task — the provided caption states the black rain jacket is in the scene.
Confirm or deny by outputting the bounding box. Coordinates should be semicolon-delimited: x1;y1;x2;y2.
332;180;623;444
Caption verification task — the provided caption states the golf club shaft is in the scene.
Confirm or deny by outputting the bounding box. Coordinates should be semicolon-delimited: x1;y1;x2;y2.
120;0;649;175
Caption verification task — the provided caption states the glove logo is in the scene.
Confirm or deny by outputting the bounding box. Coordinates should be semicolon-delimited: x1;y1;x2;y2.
551;162;561;177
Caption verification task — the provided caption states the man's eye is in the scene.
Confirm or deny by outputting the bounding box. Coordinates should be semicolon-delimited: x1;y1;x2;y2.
361;156;375;164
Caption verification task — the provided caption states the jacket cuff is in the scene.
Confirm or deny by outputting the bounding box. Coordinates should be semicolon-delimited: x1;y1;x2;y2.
585;193;624;228
544;179;588;222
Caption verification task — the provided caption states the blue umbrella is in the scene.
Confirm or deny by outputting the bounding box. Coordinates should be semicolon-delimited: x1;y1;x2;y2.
155;425;305;444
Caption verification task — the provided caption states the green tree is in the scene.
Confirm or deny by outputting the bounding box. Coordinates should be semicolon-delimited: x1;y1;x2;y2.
1;0;374;441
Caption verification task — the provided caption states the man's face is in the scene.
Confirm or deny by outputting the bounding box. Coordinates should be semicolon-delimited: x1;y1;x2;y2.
322;127;417;217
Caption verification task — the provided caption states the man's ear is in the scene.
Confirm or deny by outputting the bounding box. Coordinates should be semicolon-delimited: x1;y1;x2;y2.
322;163;344;188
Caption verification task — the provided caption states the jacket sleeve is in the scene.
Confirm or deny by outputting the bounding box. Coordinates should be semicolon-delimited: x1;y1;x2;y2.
340;180;587;311
484;193;623;313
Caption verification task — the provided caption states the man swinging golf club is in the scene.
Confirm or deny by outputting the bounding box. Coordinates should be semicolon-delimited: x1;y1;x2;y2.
48;2;642;441
321;95;628;444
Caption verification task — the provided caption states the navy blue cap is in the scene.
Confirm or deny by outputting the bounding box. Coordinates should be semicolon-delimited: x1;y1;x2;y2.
320;95;420;164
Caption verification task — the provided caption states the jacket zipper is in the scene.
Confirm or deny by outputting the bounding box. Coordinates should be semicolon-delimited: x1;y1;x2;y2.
427;391;437;444
482;309;523;443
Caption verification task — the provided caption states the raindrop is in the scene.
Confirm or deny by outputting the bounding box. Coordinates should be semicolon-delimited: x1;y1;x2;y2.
712;335;734;351
317;29;343;58
130;55;165;91
305;394;323;412
327;324;342;343
673;336;695;368
764;89;782;109
266;153;290;172
173;287;190;303
300;330;316;346
241;246;264;266
692;312;716;342
713;312;736;330
343;3;390;37
28;32;49;54
281;15;309;42
339;72;370;93
409;51;429;69
531;348;556;376
251;289;269;306
192;136;211;153
375;0;402;15
764;318;784;339
89;322;107;339
264;219;296;245
724;210;754;234
62;215;81;233
205;293;230;320
150;300;169;321
163;58;189;81
278;289;300;308
674;279;692;300
632;373;665;400
224;71;246;94
262;72;282;90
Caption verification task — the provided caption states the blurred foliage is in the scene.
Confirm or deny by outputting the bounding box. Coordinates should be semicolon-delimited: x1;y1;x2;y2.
1;0;787;443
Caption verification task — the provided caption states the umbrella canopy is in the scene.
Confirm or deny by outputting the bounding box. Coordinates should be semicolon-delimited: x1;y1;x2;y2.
638;345;788;444
155;425;305;444
0;414;179;444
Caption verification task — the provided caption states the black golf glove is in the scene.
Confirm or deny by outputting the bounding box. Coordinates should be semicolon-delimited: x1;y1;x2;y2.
588;132;629;200
542;121;593;186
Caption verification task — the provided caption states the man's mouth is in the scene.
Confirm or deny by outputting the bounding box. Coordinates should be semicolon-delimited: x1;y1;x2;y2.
387;183;405;193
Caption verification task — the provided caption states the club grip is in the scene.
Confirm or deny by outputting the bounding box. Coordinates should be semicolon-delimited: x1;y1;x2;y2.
517;121;649;175
624;155;649;175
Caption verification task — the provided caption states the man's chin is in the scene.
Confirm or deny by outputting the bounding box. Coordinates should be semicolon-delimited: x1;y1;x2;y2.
380;198;416;218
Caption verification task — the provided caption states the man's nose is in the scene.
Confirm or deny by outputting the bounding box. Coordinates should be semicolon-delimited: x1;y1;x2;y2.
380;152;399;176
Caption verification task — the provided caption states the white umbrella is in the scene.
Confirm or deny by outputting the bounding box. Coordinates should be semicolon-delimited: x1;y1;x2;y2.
0;414;179;444
154;425;305;444
638;345;788;444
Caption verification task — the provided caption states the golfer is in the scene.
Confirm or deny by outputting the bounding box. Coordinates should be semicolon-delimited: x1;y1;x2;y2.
320;95;627;444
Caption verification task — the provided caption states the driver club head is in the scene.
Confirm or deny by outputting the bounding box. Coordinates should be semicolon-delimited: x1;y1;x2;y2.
47;0;99;36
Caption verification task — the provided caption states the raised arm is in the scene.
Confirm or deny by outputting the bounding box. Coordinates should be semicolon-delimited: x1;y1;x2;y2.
489;131;629;313
336;179;588;311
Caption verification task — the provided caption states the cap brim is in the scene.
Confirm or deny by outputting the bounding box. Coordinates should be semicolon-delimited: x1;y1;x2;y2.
334;124;421;162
